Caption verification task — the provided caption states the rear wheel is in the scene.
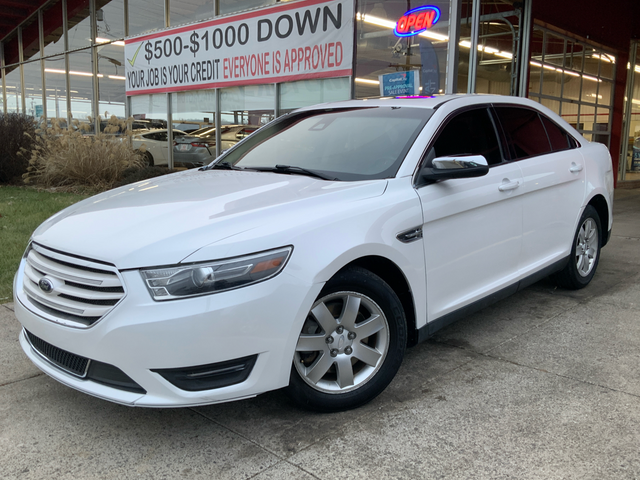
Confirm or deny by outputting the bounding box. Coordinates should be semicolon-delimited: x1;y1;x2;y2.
555;205;602;289
287;267;406;412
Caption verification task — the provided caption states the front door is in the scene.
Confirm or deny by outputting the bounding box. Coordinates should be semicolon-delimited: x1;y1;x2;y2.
416;107;524;322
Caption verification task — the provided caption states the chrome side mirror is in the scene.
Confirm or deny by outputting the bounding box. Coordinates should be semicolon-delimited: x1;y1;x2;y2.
421;155;490;182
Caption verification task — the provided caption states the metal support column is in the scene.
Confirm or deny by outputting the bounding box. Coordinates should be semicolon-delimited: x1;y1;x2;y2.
517;0;532;97
215;88;221;158
124;0;129;37
62;0;72;126
467;0;481;94
167;92;174;169
18;27;26;114
38;9;47;120
90;0;100;134
164;0;170;28
1;42;6;115
446;0;462;94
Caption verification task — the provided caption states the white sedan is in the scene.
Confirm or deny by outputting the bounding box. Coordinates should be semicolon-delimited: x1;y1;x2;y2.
14;95;613;412
131;129;186;166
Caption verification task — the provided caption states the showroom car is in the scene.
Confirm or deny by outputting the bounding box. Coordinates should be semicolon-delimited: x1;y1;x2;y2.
131;129;187;166
14;94;614;412
173;125;259;167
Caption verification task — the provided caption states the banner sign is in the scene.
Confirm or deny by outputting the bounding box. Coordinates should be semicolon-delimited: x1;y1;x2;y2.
378;71;420;97
124;0;354;95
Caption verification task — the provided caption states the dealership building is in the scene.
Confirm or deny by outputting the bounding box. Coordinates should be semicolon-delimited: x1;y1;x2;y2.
1;0;639;185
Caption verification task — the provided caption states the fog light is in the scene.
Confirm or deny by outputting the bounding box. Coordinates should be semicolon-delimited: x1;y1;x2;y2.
152;355;258;391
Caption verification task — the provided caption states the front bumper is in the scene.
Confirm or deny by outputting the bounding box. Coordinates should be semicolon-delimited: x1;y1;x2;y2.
14;260;322;407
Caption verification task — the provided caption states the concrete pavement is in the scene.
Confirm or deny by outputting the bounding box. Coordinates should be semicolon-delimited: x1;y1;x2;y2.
2;189;640;479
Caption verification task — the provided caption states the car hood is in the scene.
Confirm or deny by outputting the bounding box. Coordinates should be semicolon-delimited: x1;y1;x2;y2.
32;169;387;269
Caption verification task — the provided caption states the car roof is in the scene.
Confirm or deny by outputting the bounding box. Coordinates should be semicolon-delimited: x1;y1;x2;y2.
293;94;542;112
137;128;186;134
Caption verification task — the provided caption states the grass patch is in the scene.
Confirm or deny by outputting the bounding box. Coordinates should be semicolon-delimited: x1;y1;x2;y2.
0;186;90;303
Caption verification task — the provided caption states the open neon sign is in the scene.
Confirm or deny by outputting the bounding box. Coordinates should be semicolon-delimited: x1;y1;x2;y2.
394;6;441;37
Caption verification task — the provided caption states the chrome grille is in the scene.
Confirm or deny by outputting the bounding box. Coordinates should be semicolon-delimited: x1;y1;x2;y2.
25;329;90;377
22;243;125;328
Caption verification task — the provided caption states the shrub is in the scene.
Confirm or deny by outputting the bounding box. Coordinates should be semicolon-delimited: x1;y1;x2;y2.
0;113;37;184
23;116;146;190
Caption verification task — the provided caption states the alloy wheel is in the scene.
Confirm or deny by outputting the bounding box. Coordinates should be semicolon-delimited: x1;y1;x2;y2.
294;291;389;394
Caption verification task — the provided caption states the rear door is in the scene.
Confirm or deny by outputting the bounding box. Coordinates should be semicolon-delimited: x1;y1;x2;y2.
492;106;586;275
416;106;524;321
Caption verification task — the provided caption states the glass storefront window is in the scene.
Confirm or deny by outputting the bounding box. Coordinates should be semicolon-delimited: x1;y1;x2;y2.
4;67;22;114
97;0;126;43
97;41;126;117
68;49;94;121
580;76;600;104
565;41;583;73
543;33;565;69
21;18;40;63
67;0;93;50
528;26;615;146
3;34;20;68
131;93;168;127
23;60;44;118
220;84;274;126
528;28;543;97
472;3;521;96
280;77;350;114
578;104;596;138
170;0;214;26
582;49;601;77
170;90;216;167
355;0;451;98
42;0;66;57
219;0;275;16
45;55;68;120
128;0;166;37
171;90;215;132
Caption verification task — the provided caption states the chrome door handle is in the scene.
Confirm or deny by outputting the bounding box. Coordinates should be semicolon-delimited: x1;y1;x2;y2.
569;163;584;173
498;180;520;192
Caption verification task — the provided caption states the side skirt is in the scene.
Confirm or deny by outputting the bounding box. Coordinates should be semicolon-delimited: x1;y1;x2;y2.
416;257;569;343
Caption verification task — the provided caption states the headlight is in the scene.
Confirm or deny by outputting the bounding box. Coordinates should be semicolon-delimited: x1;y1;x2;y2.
140;246;292;301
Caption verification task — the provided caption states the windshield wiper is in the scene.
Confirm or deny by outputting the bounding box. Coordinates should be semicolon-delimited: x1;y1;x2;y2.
252;164;338;181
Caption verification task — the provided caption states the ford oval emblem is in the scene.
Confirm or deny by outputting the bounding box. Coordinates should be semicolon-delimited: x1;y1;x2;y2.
38;278;55;293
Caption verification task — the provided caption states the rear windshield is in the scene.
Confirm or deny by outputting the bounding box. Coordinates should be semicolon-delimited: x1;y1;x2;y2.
220;107;432;181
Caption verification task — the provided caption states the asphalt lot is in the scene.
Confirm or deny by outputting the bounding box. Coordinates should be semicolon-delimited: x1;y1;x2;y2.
2;189;640;480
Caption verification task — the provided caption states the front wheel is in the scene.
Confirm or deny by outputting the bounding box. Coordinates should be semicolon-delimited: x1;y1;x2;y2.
555;205;602;289
286;267;406;412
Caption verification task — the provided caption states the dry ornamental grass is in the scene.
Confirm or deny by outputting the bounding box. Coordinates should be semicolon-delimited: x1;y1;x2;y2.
23;115;146;190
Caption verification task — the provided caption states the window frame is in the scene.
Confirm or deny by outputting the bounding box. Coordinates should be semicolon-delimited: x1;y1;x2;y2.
490;103;580;163
414;104;507;188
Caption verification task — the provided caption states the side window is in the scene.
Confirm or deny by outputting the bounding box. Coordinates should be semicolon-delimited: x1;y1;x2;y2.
493;107;551;160
432;108;502;165
540;114;575;152
143;132;160;141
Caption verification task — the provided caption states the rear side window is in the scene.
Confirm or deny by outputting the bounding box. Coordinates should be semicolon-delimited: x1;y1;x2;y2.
540;115;575;152
432;108;502;165
494;107;551;160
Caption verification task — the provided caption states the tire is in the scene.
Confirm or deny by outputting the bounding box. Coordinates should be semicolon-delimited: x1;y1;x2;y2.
286;266;407;412
143;152;154;167
554;205;602;289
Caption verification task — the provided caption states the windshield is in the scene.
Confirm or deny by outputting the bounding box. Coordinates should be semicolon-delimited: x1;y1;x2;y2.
219;107;432;181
